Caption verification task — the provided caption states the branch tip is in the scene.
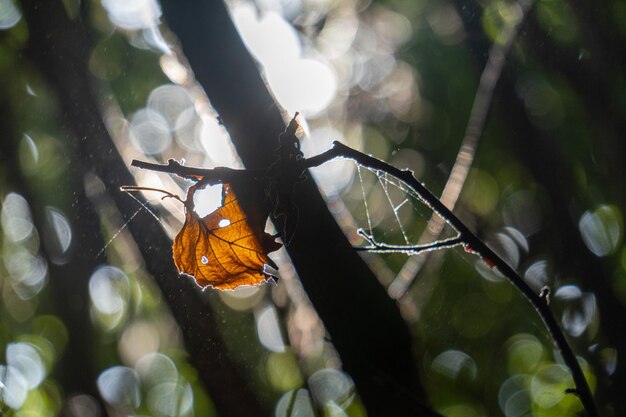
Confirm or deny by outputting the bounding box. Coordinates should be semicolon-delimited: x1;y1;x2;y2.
539;286;551;305
565;388;579;397
301;141;598;417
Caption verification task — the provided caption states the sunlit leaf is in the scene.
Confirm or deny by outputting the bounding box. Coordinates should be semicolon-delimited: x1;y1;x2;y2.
173;182;281;290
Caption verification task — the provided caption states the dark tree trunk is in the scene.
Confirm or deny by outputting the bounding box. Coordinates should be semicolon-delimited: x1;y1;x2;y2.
159;1;440;415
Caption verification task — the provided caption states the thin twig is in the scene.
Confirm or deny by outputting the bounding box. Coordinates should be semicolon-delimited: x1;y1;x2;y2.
354;232;463;254
307;140;598;417
130;159;260;183
120;185;185;204
389;0;537;298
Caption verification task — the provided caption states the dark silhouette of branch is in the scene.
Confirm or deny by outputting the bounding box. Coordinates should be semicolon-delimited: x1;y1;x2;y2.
131;159;261;183
493;77;619;417
132;136;599;416
158;1;439;415
19;1;269;416
310;141;599;417
453;0;623;413
130;159;464;259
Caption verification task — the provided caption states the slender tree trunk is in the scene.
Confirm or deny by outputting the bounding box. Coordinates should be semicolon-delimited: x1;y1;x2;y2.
19;1;269;416
0;91;110;416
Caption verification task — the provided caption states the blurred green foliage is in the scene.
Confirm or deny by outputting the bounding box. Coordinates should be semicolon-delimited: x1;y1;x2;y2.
0;0;624;416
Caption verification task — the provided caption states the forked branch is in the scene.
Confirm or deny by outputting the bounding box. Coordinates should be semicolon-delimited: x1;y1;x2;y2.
308;141;598;417
131;139;597;417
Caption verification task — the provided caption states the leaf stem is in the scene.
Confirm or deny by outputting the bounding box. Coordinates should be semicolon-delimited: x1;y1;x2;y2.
120;185;185;204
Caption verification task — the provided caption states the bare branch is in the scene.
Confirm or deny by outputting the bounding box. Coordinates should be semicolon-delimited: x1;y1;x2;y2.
355;232;464;254
307;140;598;417
131;159;259;183
120;185;185;204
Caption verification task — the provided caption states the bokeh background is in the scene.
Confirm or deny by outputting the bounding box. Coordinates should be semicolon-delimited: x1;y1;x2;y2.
0;0;624;416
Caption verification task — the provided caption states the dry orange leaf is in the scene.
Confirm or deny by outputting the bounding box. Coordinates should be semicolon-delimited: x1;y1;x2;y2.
173;182;281;290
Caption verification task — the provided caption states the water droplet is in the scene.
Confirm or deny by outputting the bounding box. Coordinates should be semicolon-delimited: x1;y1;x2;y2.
201;256;209;264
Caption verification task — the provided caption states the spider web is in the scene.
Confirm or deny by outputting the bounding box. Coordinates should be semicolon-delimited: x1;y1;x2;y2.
353;164;460;254
97;188;184;258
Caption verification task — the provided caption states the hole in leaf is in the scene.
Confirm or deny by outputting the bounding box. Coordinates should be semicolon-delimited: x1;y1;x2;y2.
193;184;223;217
218;218;231;228
200;256;209;265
